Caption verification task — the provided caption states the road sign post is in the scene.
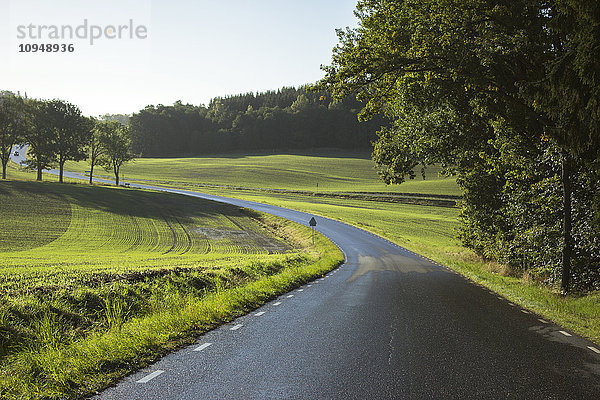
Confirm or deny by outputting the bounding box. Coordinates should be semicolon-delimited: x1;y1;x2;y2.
309;217;317;245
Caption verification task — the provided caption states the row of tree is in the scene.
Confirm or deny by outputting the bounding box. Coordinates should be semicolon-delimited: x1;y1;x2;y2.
0;92;132;185
319;0;600;292
129;86;386;156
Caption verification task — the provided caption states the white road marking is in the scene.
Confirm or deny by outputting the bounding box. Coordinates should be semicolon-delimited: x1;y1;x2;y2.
255;311;266;316
587;346;600;354
307;284;312;287
538;319;549;324
508;303;516;307
559;330;572;337
521;310;530;314
230;324;243;331
136;370;165;383
297;289;304;292
286;295;294;298
273;301;282;306
193;343;212;352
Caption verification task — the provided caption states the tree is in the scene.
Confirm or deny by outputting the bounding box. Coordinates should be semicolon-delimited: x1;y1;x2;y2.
25;99;57;181
48;100;91;183
99;123;133;186
0;93;27;179
87;118;105;184
318;0;600;292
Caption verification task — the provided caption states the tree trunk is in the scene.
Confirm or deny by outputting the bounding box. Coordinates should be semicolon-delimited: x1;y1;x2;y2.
2;160;6;180
59;160;64;183
89;163;94;184
561;151;572;293
114;162;120;186
36;162;42;181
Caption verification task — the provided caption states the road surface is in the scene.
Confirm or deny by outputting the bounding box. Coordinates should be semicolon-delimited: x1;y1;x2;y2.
9;147;600;399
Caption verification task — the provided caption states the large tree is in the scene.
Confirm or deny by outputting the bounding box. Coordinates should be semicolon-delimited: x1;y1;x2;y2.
319;0;600;291
98;122;133;186
25;99;57;181
48;100;91;183
0;93;27;180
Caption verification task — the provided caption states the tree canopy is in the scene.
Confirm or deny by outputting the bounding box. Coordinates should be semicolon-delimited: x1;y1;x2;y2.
319;0;600;292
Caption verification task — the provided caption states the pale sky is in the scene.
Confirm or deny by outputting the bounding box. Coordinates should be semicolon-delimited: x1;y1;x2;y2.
0;0;358;117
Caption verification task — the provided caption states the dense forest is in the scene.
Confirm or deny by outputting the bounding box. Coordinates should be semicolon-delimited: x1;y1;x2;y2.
129;86;386;156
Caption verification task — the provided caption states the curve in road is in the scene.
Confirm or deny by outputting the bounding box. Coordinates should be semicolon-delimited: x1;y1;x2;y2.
9;147;600;399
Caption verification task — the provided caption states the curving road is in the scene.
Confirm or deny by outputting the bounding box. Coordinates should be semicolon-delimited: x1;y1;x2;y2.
9;147;600;399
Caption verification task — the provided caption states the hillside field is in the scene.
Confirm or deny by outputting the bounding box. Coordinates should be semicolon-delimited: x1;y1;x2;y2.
64;151;460;196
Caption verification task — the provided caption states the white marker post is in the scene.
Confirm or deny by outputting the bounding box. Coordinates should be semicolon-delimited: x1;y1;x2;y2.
309;217;317;245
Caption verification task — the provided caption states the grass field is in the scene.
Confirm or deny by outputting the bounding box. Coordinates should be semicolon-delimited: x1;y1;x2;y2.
0;180;343;399
63;151;460;196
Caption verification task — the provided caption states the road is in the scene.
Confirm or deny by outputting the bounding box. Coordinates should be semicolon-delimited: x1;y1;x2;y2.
9;147;600;399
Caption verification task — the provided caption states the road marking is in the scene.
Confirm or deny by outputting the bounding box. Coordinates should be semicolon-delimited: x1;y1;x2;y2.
136;370;164;383
559;330;572;337
587;346;600;354
230;324;243;331
508;303;516;307
273;301;282;306
297;289;304;292
521;310;530;314
538;319;549;324
307;284;312;287
255;311;266;316
286;295;294;298
194;343;212;352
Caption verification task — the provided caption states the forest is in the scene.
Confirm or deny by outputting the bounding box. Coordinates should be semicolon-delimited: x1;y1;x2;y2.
129;86;386;156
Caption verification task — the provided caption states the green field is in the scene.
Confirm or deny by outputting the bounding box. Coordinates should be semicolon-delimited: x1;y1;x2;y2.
63;151;460;196
0;180;343;399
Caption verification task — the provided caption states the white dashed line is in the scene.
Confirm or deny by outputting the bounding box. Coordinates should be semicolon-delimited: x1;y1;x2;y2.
136;370;165;383
587;346;600;354
559;330;572;337
286;295;294;298
508;303;516;307
273;301;282;306
297;289;304;292
255;311;266;316
230;324;243;331
521;310;530;314
538;319;549;324
193;343;212;352
307;284;312;287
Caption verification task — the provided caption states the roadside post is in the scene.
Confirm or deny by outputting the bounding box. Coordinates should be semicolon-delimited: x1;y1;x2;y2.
309;217;317;245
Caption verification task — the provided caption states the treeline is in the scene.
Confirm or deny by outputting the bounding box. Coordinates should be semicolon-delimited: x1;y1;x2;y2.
321;0;600;292
130;86;386;156
0;92;132;184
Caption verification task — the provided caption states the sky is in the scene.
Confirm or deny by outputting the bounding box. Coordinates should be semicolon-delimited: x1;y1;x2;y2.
0;0;359;117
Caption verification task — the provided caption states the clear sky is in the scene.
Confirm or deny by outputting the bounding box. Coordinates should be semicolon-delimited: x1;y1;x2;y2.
0;0;358;117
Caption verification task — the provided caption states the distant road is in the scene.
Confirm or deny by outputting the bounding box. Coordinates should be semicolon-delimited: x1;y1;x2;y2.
10;147;600;399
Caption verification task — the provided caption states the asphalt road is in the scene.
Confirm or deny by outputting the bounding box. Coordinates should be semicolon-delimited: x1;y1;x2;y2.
9;147;600;399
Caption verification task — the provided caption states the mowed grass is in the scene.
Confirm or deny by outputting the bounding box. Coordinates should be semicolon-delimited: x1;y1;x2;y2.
0;180;343;399
0;181;293;289
64;150;460;196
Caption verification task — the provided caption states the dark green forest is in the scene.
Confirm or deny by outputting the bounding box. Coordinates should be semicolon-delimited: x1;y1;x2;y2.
129;86;386;156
